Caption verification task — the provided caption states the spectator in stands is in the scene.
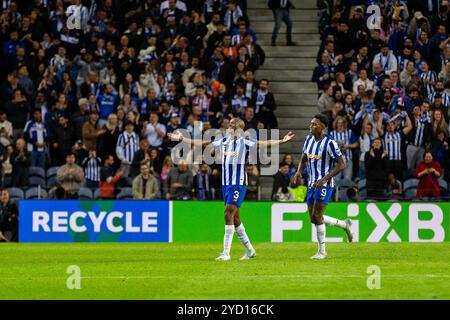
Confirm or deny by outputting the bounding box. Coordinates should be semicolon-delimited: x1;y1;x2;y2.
71;98;90;141
231;83;249;117
24;108;48;168
133;140;160;179
416;152;442;199
431;109;449;137
359;118;375;180
99;155;126;200
82;111;105;150
245;164;260;201
242;107;259;130
194;163;212;200
353;69;374;94
281;154;296;179
82;149;102;190
143;112;166;150
313;52;334;92
164;160;193;200
255;78;277;129
365;138;388;199
406;105;432;172
132;163;160;200
97;84;119;126
160;155;174;188
2;145;14;188
330;116;358;180
11;138;30;187
386;173;403;200
317;84;335;115
272;162;290;200
373;44;398;76
0;111;13;146
0;189;18;242
116;121;140;177
4;89;29;139
269;0;296;46
377;112;413;180
56;152;85;199
288;174;307;202
97;113;120;163
52;115;76;166
429;129;450;177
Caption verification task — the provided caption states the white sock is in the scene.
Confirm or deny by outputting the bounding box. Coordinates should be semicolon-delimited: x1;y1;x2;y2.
223;225;235;256
315;224;326;254
323;215;347;229
235;224;254;252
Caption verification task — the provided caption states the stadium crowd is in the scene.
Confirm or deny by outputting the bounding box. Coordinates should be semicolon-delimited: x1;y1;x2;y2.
0;0;280;205
312;0;450;200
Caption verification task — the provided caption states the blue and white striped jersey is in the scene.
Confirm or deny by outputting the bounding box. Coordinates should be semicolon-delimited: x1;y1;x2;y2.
116;132;139;163
302;134;343;188
24;120;47;152
382;131;403;160
329;129;357;162
212;135;256;186
420;70;437;96
82;157;102;181
411;118;426;147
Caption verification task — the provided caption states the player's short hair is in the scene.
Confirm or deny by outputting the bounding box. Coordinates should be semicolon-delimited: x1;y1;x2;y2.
314;114;329;127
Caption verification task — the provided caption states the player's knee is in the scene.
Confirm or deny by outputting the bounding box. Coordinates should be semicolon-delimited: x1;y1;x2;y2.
311;211;321;224
224;207;234;218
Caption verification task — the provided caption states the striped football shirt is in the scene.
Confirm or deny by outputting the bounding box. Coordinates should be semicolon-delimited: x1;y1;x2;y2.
302;134;343;188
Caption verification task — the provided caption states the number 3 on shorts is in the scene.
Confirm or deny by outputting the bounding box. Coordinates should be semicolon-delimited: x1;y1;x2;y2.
233;190;240;199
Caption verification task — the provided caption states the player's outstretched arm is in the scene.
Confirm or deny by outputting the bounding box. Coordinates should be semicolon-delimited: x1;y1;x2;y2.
292;153;307;185
314;156;345;188
167;132;212;147
257;131;295;147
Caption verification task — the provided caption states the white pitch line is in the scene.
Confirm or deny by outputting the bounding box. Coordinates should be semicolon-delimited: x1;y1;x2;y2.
1;274;449;280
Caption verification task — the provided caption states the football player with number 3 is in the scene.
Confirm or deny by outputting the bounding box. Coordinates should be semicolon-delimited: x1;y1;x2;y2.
292;114;353;260
169;118;295;261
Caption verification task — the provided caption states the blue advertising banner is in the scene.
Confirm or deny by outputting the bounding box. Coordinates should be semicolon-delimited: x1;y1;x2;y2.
19;200;172;243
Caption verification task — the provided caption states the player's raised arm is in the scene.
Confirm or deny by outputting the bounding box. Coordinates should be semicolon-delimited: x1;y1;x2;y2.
257;131;295;147
167;132;212;147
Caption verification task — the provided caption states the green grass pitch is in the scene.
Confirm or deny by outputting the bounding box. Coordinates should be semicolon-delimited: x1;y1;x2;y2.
0;242;449;299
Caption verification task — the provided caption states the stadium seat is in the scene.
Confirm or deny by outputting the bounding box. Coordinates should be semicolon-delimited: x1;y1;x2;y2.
29;166;46;179
25;187;48;200
403;178;419;191
125;177;134;187
335;178;354;188
337;188;348;201
2;176;12;188
46;176;57;189
46;166;59;179
78;188;93;200
357;179;366;190
439;178;448;191
93;189;101;199
359;188;367;198
404;188;417;200
117;188;133;200
6;188;24;201
29;176;46;187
